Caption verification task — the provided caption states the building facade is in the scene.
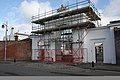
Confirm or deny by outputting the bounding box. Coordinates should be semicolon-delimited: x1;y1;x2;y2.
30;0;119;64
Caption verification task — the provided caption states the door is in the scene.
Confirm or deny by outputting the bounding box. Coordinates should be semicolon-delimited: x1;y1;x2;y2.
95;42;103;63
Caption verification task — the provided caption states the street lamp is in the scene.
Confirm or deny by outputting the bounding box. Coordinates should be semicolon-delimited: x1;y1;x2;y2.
2;22;8;61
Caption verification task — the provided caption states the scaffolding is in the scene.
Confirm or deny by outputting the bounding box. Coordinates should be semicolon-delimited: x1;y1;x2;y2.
31;0;100;64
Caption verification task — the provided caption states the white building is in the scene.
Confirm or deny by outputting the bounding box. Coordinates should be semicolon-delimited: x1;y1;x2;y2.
72;24;116;64
30;0;120;64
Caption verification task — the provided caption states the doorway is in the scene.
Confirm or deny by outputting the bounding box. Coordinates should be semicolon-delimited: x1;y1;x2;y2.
95;42;103;63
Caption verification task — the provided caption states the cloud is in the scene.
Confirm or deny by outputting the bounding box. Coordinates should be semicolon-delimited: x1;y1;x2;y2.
100;0;120;26
63;0;99;5
64;0;69;2
101;15;120;26
99;9;120;26
11;23;31;34
0;0;52;40
17;0;52;37
105;0;120;17
19;0;52;19
10;23;32;40
91;0;99;4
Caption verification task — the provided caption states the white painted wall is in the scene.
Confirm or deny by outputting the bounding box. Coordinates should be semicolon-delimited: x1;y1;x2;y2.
72;29;88;63
49;41;56;62
85;27;116;64
31;32;61;62
31;36;39;60
72;29;86;49
48;34;61;62
72;27;116;64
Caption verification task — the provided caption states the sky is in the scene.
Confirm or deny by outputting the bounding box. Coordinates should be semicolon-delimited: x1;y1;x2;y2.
0;0;120;40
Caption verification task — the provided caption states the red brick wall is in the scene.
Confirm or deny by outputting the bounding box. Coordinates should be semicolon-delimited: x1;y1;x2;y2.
0;39;32;61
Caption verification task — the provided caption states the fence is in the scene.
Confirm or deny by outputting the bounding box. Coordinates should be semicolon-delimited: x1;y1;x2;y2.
37;48;87;64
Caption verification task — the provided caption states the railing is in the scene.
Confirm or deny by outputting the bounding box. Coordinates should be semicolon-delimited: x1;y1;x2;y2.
32;13;91;31
89;0;100;18
31;0;100;22
36;48;88;64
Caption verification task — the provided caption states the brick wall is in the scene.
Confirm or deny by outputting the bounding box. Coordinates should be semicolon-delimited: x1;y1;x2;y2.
0;39;32;61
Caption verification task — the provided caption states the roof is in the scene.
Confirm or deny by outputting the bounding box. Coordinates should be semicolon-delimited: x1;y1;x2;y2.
110;20;120;24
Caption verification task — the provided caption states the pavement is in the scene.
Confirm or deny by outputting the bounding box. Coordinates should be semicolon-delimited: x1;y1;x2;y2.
1;61;120;76
76;63;120;72
16;61;120;72
0;62;66;76
15;61;120;76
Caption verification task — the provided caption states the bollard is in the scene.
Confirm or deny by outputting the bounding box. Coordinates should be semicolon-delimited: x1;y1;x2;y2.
14;59;16;63
92;61;94;68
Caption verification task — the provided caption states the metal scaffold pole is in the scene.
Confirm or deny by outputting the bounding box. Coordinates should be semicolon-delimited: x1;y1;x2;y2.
31;0;101;64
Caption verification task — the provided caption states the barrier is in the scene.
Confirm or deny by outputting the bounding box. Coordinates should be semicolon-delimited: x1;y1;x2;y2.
37;48;85;64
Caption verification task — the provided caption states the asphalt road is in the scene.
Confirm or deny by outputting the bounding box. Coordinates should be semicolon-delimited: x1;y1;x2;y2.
1;62;120;76
0;63;66;76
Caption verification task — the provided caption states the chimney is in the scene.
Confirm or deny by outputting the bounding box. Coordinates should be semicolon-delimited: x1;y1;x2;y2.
14;32;18;41
9;27;15;41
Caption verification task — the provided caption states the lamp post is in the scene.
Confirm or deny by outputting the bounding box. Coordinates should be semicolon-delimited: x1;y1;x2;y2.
2;22;8;61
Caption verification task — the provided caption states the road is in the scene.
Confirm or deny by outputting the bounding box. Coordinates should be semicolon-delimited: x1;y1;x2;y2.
0;62;120;76
0;63;65;76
